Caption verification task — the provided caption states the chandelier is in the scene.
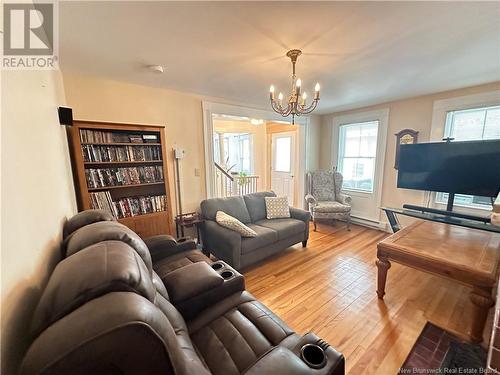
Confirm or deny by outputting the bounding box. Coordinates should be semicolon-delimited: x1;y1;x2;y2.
269;49;320;124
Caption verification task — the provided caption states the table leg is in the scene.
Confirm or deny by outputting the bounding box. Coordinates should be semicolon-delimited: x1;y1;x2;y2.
470;286;494;343
376;256;391;299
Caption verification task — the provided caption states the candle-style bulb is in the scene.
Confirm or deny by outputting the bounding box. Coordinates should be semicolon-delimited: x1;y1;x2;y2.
269;85;275;100
295;78;301;96
301;92;307;105
278;92;283;101
314;83;320;100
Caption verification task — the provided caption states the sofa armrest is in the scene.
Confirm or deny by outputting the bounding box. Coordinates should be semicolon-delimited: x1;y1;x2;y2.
143;235;197;262
336;193;352;206
290;207;311;223
202;220;242;268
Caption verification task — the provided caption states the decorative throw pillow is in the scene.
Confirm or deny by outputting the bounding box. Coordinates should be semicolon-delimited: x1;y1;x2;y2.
265;197;290;219
215;211;257;237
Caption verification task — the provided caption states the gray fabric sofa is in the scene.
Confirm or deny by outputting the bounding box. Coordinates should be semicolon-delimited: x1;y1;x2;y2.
200;191;311;270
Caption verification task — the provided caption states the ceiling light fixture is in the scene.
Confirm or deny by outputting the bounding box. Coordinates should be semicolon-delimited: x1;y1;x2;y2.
149;65;164;73
269;49;320;124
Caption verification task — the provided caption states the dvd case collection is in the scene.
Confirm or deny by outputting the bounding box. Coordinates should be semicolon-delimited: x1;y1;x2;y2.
82;144;162;163
85;166;163;188
89;191;167;218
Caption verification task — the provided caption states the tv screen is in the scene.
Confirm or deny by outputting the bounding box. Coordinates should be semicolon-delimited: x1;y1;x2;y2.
397;139;500;197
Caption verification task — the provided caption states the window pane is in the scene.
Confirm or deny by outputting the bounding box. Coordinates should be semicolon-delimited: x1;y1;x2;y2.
484;108;500;139
437;105;500;210
449;109;486;140
338;121;378;192
340;157;375;192
275;136;291;172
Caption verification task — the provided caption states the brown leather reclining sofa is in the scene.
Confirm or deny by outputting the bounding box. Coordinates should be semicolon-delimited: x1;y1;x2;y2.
20;210;345;375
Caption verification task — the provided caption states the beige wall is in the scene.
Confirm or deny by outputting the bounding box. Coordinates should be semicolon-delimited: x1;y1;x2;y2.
1;70;77;374
63;73;207;215
319;81;500;224
213;119;267;190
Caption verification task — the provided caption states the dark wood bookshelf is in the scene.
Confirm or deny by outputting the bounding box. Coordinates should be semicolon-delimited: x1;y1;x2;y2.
68;120;174;238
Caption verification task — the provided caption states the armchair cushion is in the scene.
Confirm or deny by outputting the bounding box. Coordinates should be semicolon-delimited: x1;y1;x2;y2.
310;171;336;201
313;201;351;213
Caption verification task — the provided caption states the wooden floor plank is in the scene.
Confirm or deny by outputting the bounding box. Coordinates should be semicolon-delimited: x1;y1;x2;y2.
244;222;492;374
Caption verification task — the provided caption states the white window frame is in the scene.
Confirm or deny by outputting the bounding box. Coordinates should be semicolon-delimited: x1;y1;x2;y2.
337;120;379;193
331;108;389;223
429;90;500;213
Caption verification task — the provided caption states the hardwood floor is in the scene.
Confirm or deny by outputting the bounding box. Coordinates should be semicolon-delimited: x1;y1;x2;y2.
244;222;490;374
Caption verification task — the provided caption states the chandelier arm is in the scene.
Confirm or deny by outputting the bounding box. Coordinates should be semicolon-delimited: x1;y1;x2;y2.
297;100;319;115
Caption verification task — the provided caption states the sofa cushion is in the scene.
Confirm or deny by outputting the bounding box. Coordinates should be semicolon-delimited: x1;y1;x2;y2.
240;224;278;254
201;196;252;224
264;196;290;219
189;291;295;375
314;201;351;213
243;191;276;222
255;218;306;241
216;211;257;237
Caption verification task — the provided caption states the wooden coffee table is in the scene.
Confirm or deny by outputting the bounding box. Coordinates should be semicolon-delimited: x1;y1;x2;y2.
376;220;500;342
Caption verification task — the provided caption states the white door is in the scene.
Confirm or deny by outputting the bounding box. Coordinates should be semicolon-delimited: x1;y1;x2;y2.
271;132;295;202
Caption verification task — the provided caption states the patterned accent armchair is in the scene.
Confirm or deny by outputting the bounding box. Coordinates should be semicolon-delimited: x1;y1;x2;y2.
305;170;352;231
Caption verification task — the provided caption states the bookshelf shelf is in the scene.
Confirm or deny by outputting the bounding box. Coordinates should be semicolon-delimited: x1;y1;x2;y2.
68;120;174;238
81;142;162;146
84;160;163;166
88;182;165;191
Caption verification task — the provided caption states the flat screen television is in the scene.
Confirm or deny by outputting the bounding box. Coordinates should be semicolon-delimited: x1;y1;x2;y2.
397;139;500;198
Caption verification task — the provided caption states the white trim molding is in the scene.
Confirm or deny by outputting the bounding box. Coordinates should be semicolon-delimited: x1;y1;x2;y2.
330;108;390;223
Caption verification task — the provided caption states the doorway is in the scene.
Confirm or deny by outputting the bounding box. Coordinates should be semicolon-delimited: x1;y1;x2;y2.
202;101;309;207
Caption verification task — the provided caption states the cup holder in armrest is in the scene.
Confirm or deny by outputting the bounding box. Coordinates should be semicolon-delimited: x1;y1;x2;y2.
220;270;234;280
300;344;327;369
211;262;224;270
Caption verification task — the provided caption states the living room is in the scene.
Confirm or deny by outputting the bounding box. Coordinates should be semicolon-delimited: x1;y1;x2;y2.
2;2;500;374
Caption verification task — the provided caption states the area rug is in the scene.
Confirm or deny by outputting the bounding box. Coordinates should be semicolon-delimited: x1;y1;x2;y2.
399;322;487;374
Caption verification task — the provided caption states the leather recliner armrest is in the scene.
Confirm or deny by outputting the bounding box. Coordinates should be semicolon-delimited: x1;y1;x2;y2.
143;235;197;262
162;262;224;303
244;333;345;375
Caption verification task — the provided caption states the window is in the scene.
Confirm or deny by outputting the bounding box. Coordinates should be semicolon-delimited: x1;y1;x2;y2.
274;136;292;172
337;121;379;192
436;105;500;209
220;133;252;174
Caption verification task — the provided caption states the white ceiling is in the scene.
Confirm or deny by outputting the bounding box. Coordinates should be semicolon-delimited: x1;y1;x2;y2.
59;1;500;114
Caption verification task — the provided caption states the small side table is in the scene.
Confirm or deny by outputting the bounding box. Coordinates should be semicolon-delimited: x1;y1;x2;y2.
175;212;205;251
